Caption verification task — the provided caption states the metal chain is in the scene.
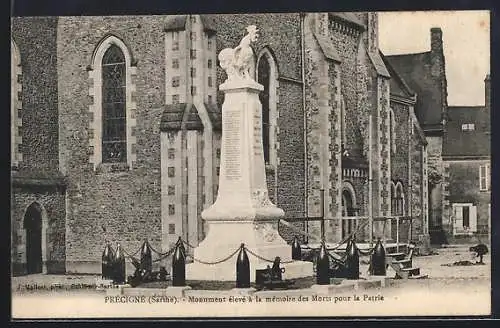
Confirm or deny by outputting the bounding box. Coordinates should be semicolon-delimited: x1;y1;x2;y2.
180;239;198;249
122;245;141;258
244;247;294;264
151;245;177;263
122;247;140;260
187;247;241;265
148;242;175;257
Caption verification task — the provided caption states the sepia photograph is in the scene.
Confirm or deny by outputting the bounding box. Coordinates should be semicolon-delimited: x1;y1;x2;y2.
10;9;491;318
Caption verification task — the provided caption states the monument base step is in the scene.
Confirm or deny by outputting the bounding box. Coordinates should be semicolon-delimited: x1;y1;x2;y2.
186;260;314;281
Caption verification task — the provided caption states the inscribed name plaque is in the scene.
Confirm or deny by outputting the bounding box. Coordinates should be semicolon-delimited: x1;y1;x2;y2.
223;109;242;180
253;110;263;156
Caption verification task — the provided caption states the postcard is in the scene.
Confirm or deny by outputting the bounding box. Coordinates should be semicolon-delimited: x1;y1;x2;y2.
11;10;491;318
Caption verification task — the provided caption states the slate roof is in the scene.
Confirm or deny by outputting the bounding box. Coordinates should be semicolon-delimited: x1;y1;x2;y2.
164;15;187;32
368;51;390;78
164;15;217;35
314;33;341;62
205;101;222;131
160;103;203;131
380;51;416;99
385;52;446;131
442;106;490;158
200;15;217;35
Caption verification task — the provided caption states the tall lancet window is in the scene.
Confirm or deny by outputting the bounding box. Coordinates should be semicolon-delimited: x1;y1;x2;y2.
258;55;271;163
102;45;127;163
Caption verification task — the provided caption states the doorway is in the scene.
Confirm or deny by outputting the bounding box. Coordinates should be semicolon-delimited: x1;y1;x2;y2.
24;203;44;274
342;188;357;239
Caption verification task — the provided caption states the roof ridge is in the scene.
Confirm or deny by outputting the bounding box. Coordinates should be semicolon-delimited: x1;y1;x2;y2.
448;105;485;109
385;51;430;58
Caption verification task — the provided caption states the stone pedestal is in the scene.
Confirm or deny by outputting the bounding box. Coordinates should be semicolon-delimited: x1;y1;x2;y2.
186;79;313;281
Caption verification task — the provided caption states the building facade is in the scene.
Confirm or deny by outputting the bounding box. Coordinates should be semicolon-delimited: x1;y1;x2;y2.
441;75;491;244
11;13;431;275
385;28;449;246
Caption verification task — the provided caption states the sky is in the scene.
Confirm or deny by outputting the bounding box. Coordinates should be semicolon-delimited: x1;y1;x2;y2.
379;11;490;106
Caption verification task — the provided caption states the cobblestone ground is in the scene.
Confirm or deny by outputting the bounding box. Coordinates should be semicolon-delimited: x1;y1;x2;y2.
11;245;491;318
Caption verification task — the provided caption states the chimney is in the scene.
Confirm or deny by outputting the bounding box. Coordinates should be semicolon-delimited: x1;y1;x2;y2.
430;27;443;78
485;74;490;110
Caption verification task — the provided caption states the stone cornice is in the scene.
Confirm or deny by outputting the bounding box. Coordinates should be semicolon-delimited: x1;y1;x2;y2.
442;155;491;161
390;94;417;105
12;175;67;190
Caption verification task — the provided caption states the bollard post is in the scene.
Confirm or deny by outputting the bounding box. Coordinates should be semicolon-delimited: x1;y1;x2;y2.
345;238;360;280
236;244;250;288
172;242;186;287
316;242;330;285
176;236;186;257
114;243;126;285
370;238;386;276
102;241;113;280
140;239;152;273
291;236;302;260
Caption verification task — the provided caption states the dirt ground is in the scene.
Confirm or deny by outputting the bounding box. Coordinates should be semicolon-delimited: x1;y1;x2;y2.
11;245;491;318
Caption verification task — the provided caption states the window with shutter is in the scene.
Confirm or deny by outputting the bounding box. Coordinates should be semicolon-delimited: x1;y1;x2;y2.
479;164;490;191
452;203;475;235
462;206;470;228
453;204;463;235
469;206;477;233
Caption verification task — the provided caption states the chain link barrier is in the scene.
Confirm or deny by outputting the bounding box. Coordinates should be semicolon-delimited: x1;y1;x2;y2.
244;247;295;264
114;217;374;271
120;242;177;264
152;245;177;263
189;247;241;265
179;238;298;265
122;247;140;260
178;238;241;265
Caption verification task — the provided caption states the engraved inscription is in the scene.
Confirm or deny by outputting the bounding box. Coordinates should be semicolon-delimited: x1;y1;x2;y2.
223;110;242;179
253;109;263;156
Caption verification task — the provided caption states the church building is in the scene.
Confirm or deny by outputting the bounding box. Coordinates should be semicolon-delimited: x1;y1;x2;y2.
11;12;430;275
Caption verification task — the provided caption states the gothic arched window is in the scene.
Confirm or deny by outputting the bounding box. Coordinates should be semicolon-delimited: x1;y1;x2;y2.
391;181;405;216
88;35;137;170
256;48;279;167
257;55;271;163
102;45;127;163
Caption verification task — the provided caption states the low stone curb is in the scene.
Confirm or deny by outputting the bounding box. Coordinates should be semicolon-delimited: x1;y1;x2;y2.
109;276;392;298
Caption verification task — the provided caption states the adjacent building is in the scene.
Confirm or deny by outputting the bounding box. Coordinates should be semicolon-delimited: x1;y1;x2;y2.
441;75;491;244
385;28;449;246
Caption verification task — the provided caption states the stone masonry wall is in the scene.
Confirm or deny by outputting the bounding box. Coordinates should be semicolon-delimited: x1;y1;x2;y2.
11;17;60;175
11;17;67;275
57;16;167;272
11;187;66;275
427;136;444;233
304;13;331;242
391;101;410;188
328;19;365;159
